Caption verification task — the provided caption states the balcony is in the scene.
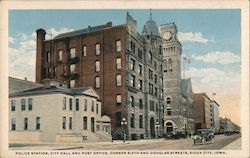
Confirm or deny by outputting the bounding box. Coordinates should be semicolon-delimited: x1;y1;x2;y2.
67;56;79;64
127;86;139;93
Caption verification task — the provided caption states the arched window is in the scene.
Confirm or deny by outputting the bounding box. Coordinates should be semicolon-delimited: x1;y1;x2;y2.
139;99;143;109
148;51;152;62
166;97;171;105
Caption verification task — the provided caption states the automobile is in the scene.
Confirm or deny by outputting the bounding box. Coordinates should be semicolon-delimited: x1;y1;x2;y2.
192;129;215;145
164;131;188;140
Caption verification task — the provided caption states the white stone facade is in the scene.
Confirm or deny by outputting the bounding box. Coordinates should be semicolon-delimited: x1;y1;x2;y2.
9;86;111;143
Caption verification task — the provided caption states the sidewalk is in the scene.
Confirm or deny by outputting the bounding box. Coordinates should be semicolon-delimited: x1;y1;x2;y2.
222;137;241;150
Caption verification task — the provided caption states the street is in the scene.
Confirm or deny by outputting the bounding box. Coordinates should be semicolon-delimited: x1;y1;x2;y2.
10;134;241;150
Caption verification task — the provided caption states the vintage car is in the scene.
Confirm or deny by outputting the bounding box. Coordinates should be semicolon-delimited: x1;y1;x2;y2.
192;129;214;145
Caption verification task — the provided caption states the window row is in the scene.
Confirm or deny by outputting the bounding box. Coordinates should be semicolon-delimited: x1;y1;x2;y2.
62;116;95;132
95;73;123;88
129;96;143;109
10;98;33;112
129;58;143;75
62;97;99;114
149;83;163;98
130;75;143;91
11;117;40;131
46;40;121;63
163;58;173;72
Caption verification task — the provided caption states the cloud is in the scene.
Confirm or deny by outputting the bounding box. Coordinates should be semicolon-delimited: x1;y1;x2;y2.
185;67;240;95
192;51;240;64
178;32;210;43
9;37;15;44
9;27;74;81
46;27;74;39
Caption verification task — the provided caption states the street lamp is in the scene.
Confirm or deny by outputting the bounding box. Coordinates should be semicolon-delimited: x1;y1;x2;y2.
121;117;127;142
156;121;160;139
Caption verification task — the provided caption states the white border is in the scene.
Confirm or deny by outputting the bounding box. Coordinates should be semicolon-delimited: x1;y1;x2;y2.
1;0;249;158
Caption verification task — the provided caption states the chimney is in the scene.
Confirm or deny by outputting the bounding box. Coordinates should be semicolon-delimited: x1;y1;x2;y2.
36;29;46;83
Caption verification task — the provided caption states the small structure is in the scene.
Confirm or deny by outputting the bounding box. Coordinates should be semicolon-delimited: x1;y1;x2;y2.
9;85;111;143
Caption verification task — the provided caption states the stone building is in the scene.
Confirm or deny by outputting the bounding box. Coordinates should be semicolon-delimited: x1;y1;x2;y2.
35;12;164;140
210;100;220;133
9;85;111;142
159;23;195;134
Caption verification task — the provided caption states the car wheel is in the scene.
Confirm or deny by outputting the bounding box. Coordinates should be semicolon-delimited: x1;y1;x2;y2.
202;138;206;145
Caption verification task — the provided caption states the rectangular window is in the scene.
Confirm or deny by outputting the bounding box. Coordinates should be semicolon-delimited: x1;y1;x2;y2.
21;99;25;111
69;98;73;110
62;117;66;130
58;50;63;61
70;48;76;58
70;80;75;88
95;76;100;88
116;40;121;52
11;118;16;130
91;100;94;112
70;64;76;73
138;49;142;60
11;100;16;111
69;117;72;130
149;83;153;94
96;103;98;114
36;117;40;130
84;99;87;111
130;114;135;128
63;65;67;76
48;67;52;78
150;100;154;111
95;43;100;55
138;80;142;91
116;94;121;106
116;58;121;69
116;74;121;86
28;98;32;110
47;51;50;62
139;115;143;128
154;74;157;84
95;60;100;72
82;45;87;56
24;117;28;130
130;75;135;87
130;58;135;70
155;87;158;96
167;109;171;115
83;117;87;130
63;97;66;110
76;99;79;111
149;69;153;80
138;64;142;75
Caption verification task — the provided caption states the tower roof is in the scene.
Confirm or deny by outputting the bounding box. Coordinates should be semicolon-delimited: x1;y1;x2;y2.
142;10;160;37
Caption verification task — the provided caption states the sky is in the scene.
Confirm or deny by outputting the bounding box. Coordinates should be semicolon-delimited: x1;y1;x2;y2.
8;9;241;125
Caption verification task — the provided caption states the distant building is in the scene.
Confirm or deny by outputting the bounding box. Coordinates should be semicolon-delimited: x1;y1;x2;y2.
210;100;220;133
9;85;111;142
219;117;240;133
9;77;43;94
193;93;213;130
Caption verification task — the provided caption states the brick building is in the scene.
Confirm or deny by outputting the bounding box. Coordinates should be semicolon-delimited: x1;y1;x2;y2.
193;93;213;130
36;13;164;140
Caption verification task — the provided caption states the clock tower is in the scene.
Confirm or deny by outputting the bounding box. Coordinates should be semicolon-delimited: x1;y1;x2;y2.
159;23;183;133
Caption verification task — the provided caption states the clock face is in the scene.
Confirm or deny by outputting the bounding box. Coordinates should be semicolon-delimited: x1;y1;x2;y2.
163;31;172;40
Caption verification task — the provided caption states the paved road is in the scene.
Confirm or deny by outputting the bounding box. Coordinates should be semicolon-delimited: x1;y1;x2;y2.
9;134;240;150
79;134;241;150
